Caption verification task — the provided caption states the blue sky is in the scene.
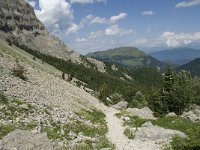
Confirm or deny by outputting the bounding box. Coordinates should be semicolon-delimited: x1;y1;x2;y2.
27;0;200;54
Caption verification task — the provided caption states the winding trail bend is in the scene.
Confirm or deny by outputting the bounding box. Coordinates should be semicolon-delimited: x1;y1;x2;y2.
96;103;160;150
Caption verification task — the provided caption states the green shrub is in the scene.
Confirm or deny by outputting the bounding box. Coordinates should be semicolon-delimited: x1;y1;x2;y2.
124;128;135;139
12;63;27;81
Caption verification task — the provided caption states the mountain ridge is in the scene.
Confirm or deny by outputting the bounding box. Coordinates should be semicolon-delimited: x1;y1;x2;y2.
150;47;200;65
87;47;163;68
178;57;200;76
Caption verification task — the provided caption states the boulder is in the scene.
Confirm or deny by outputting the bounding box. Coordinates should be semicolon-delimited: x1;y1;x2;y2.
135;123;187;141
142;121;153;127
126;107;156;120
0;129;53;150
112;101;128;110
166;112;177;117
181;105;200;122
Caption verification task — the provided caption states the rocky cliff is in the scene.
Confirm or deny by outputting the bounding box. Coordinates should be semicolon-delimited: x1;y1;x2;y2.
0;0;81;63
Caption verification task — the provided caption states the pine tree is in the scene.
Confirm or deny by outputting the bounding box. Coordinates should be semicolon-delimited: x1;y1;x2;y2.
160;66;175;114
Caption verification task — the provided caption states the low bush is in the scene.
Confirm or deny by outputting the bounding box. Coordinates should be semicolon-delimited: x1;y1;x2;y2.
12;63;27;81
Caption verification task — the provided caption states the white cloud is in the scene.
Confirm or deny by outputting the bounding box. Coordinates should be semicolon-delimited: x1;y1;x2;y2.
90;16;107;24
82;12;127;26
66;23;80;34
142;10;154;16
105;25;131;36
109;13;127;23
35;0;74;33
76;38;87;42
175;0;200;8
161;31;200;47
70;0;106;4
89;31;104;38
89;25;133;38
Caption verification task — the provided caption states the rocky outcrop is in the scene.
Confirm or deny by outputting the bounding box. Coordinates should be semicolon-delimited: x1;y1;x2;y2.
86;57;106;73
112;101;128;110
181;105;200;122
0;129;53;150
126;107;156;120
135;121;187;141
0;0;81;63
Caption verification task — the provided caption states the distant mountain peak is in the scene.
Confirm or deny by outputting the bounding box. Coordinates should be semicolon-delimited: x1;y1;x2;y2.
87;47;163;68
150;47;200;66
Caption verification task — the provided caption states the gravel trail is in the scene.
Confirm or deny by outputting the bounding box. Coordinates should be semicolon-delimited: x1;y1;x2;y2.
96;106;161;150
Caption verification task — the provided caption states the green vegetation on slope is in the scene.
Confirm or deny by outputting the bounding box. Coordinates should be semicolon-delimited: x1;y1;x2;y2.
87;47;145;58
13;43;162;106
87;47;163;68
177;57;200;77
153;117;200;150
148;68;200;116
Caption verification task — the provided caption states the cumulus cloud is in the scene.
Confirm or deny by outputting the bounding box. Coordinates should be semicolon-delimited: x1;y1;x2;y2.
35;0;75;34
89;25;133;38
89;16;107;24
161;31;200;47
109;13;127;23
70;0;107;4
81;13;127;26
175;0;200;8
105;25;133;36
142;10;154;16
66;23;81;35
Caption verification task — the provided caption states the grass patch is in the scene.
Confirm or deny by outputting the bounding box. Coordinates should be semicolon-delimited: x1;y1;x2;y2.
77;109;106;125
0;124;15;139
115;110;131;118
125;116;150;128
0;92;40;138
0;92;8;105
95;136;115;149
116;110;151;128
152;116;200;150
124;128;135;139
46;109;108;139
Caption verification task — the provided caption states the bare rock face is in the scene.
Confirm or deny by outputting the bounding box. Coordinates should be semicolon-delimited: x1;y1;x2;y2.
0;129;53;150
86;57;106;73
0;0;81;63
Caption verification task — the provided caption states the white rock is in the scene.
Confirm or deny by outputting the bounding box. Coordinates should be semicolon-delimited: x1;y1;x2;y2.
181;105;200;122
166;112;177;117
142;121;153;127
123;117;130;121
126;107;156;120
112;101;128;110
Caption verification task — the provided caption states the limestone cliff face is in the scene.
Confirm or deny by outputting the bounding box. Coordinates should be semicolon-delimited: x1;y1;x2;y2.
0;0;81;63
